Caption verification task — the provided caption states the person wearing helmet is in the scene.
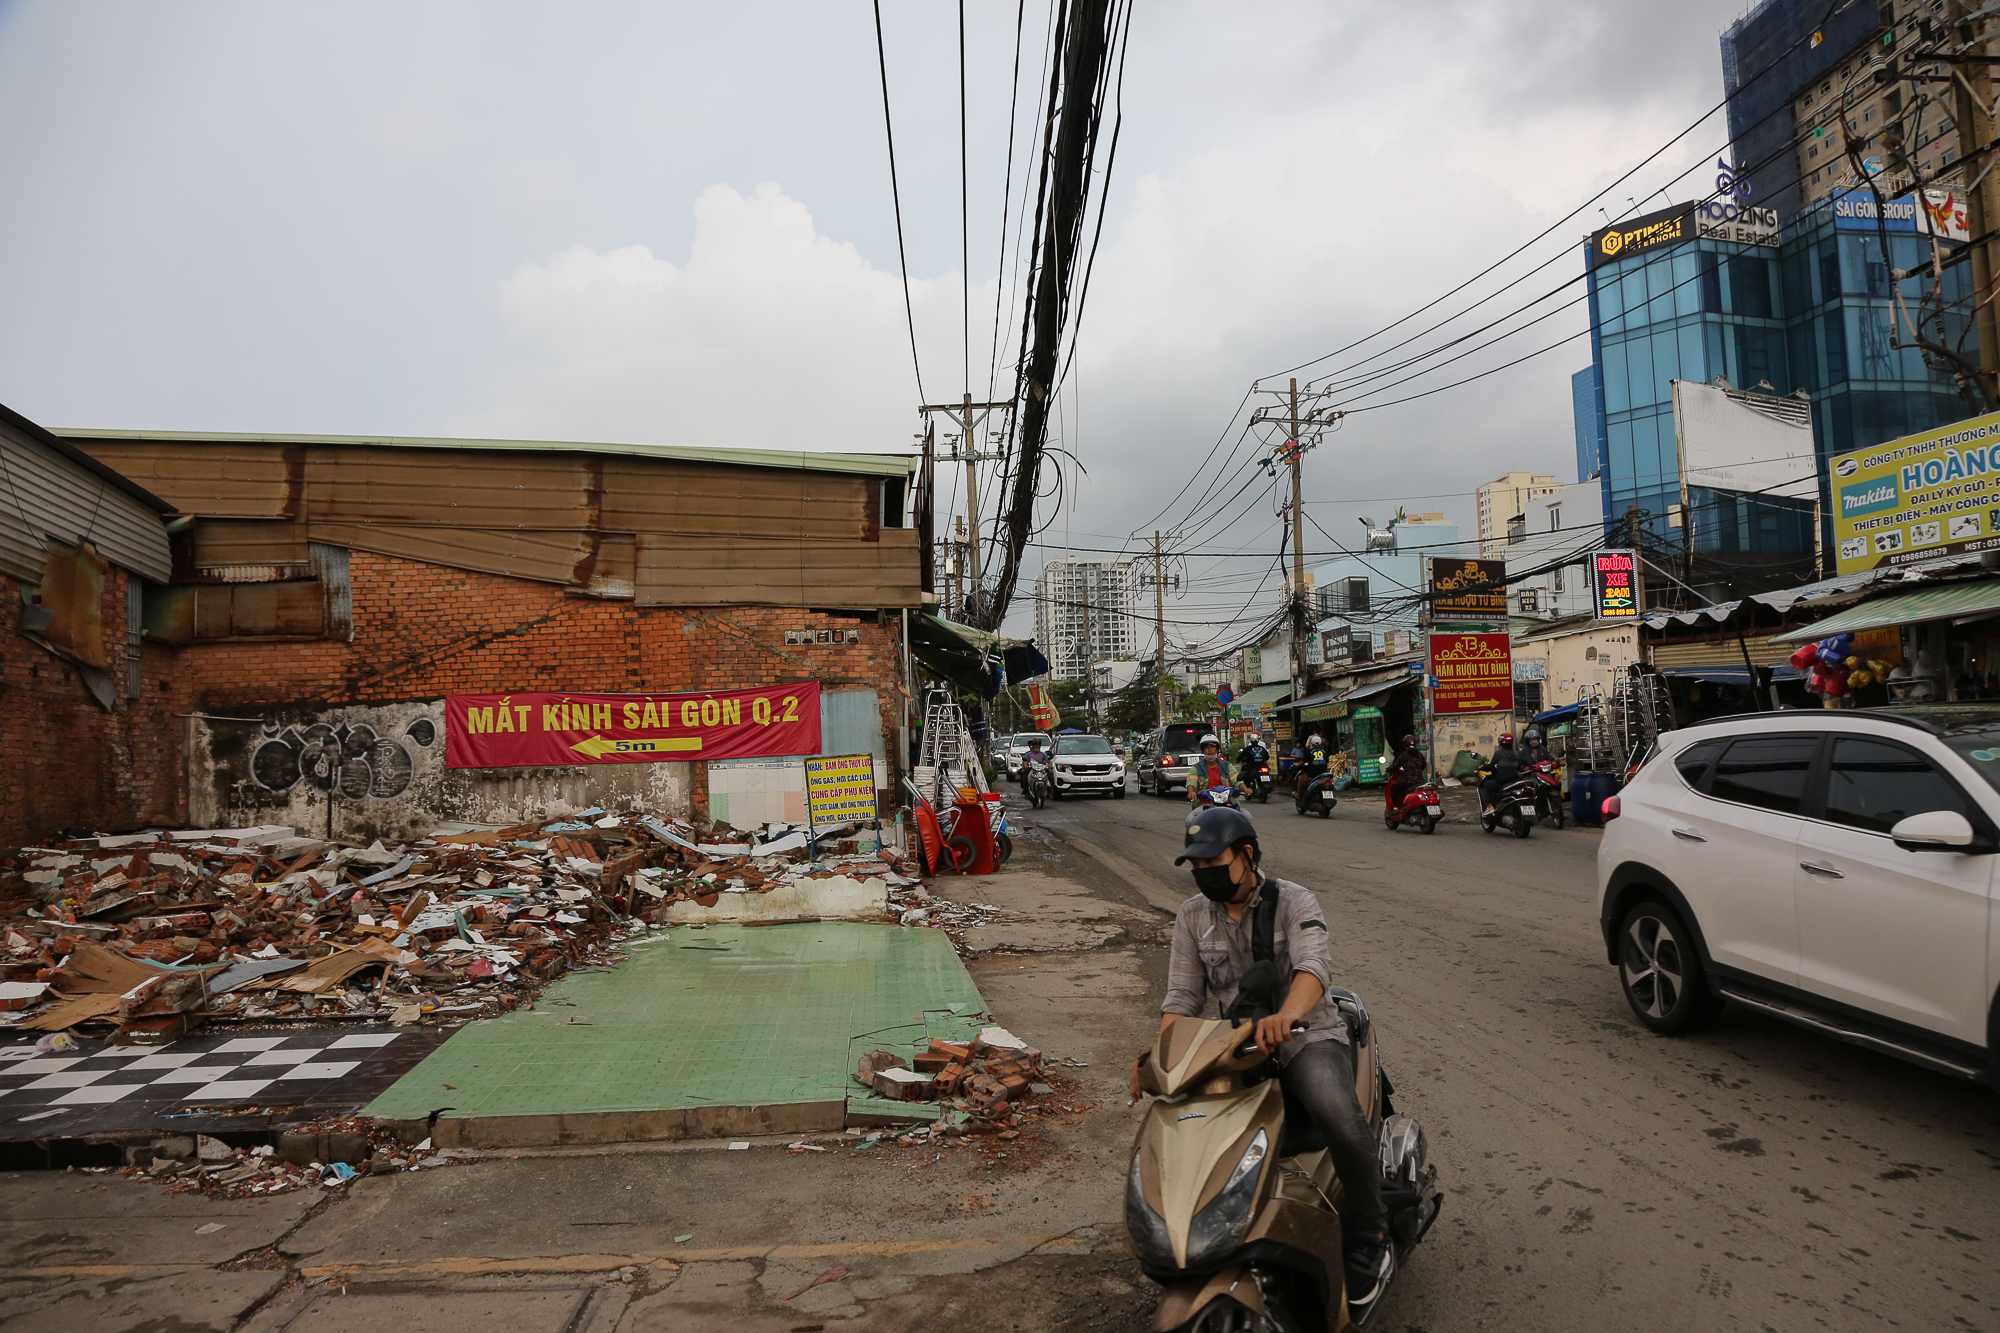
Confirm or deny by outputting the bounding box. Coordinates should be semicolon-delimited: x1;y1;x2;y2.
1185;733;1235;803
1520;727;1552;767
1300;732;1330;786
1138;807;1393;1312
1386;733;1426;813
1481;730;1522;815
1236;729;1270;776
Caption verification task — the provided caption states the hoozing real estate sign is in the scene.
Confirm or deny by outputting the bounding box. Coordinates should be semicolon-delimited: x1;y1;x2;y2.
1830;410;2000;575
444;682;822;768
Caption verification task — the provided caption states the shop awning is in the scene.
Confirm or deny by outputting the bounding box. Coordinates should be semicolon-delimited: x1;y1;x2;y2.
1661;665;1806;685
909;613;999;697
1341;675;1415;704
1227;683;1292;718
1772;578;2000;642
1275;690;1339;711
1532;703;1579;726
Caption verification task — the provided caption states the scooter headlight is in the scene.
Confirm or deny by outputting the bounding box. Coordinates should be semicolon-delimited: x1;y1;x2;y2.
1125;1153;1175;1267
1185;1128;1269;1268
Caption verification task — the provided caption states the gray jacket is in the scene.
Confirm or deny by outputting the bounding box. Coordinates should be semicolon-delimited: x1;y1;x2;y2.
1162;874;1347;1064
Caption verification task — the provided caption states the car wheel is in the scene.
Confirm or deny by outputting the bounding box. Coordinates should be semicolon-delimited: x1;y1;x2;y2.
1617;900;1722;1033
1113;785;1126;800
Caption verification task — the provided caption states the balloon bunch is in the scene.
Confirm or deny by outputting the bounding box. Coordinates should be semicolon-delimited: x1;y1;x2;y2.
1789;634;1893;699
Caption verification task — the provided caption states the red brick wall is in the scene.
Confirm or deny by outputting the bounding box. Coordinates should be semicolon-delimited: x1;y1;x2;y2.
175;551;908;819
0;569;185;850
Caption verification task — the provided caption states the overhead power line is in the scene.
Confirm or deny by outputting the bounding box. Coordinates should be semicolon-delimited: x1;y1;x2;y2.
871;0;926;403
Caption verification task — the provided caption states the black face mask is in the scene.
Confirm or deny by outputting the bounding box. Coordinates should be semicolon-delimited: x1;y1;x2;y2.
1192;864;1242;902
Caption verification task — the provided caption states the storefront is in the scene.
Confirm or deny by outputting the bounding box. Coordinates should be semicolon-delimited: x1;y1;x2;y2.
1774;576;2000;705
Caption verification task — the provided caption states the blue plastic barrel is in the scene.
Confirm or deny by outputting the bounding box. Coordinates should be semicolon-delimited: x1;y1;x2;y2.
1572;771;1621;827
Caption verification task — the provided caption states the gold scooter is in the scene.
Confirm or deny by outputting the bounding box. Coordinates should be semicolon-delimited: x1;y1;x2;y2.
1128;992;1440;1331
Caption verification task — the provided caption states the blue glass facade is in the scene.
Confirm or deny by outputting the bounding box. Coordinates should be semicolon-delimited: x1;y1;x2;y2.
1580;196;1976;561
1570;364;1603;482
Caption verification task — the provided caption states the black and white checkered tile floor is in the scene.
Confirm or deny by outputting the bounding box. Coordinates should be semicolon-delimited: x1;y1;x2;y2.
0;1026;453;1137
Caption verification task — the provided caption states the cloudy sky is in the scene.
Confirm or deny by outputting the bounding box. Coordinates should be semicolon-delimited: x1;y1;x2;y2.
0;0;1751;644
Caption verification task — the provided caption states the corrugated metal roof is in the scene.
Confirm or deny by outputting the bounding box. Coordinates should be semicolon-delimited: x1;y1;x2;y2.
52;427;917;480
1772;578;2000;642
0;414;172;584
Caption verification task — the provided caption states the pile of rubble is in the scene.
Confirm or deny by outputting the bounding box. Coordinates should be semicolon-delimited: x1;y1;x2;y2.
854;1025;1052;1131
112;1119;476;1198
0;810;917;1040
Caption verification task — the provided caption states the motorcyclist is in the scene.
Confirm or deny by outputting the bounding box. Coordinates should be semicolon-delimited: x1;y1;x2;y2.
1299;732;1330;792
1480;731;1522;815
1385;733;1426;814
1022;737;1050;793
1135;806;1393;1313
1520;727;1553;767
1185;733;1236;804
1236;730;1270;775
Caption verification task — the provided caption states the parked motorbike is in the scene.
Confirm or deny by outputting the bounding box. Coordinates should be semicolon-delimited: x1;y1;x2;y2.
1294;771;1337;819
1129;1005;1442;1330
1383;781;1442;834
1528;759;1565;829
1477;770;1539;839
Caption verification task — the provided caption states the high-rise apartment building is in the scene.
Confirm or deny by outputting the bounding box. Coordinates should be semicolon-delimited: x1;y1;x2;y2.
1475;473;1559;557
1032;557;1137;681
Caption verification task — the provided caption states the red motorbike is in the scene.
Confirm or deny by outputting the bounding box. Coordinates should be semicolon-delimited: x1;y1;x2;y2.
1529;758;1566;829
1384;780;1442;834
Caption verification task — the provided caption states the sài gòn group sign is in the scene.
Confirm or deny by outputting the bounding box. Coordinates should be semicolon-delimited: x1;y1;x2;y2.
444;682;821;769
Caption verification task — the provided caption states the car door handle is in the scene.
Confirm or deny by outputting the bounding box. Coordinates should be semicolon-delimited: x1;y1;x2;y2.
1799;861;1845;878
1670;826;1707;842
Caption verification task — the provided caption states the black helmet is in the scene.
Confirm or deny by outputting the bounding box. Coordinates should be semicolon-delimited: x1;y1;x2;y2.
1176;805;1260;864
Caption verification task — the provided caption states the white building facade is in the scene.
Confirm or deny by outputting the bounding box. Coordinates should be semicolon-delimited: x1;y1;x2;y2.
1033;556;1137;681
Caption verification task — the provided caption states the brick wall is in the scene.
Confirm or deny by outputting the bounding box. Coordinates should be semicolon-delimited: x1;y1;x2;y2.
176;551;908;824
0;568;184;850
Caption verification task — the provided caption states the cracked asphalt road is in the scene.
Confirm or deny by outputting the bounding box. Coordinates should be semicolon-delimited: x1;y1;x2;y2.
3;781;1995;1331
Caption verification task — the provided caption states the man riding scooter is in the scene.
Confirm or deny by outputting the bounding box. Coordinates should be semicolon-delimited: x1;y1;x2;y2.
1384;735;1425;813
1132;805;1395;1318
1293;732;1337;818
1185;734;1240;806
1480;732;1522;817
1383;734;1440;833
1236;731;1273;803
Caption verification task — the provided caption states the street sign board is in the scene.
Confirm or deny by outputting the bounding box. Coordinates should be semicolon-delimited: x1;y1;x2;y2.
1829;409;2000;574
804;753;879;828
1428;633;1515;715
1215;684;1234;705
1429;557;1508;621
1592;549;1640;619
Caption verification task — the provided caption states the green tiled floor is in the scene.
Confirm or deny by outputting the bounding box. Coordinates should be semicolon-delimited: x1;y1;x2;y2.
365;923;986;1123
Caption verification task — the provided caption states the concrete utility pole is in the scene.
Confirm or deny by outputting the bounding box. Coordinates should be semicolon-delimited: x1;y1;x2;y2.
1249;380;1341;708
918;398;1015;623
1142;529;1181;731
1946;0;2000;405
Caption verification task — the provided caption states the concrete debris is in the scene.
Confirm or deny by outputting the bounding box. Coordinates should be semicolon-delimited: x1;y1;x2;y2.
853;1030;1049;1125
1;812;921;1037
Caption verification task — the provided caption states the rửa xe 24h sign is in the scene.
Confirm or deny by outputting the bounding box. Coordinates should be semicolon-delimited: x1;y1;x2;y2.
444;682;821;768
1828;409;2000;575
1428;633;1514;715
1593;549;1639;619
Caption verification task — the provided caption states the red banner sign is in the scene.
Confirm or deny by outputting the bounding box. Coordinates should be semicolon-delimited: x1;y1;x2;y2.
1428;633;1515;715
444;683;821;769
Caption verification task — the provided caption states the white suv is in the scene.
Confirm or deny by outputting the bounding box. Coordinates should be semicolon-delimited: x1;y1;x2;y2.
1597;706;2000;1085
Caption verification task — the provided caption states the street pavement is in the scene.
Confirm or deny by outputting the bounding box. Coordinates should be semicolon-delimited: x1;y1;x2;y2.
3;776;1997;1331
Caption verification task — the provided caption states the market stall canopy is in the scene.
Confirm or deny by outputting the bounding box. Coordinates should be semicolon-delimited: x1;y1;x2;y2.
1661;665;1806;685
1771;578;2000;643
909;613;1000;697
1341;676;1415;704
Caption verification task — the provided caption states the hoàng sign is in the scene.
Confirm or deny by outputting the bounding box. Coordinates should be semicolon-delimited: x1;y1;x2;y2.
444;682;821;769
1428;633;1514;715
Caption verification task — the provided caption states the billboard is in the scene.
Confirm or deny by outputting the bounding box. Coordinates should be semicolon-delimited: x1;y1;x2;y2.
1670;379;1816;498
1428;633;1515;715
445;683;820;769
1828;187;1970;241
1593;550;1640;619
1588;203;1693;268
1830;410;2000;574
1430;557;1508;621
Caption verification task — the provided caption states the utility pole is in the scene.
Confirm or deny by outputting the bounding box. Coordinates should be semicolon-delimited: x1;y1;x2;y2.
1946;0;2000;405
918;399;1015;624
1626;505;1647;617
1139;529;1181;731
1250;380;1341;709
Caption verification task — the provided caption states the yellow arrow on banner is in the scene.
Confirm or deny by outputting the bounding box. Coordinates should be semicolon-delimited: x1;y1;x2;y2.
1447;699;1502;710
570;734;702;759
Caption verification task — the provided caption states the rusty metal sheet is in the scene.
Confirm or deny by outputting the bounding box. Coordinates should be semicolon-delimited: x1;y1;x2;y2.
144;584;196;644
574;532;634;598
311;521;593;585
632;530;919;608
303;445;597;530
72;440;299;519
603;458;867;538
192;519;310;568
38;539;112;668
226;581;325;637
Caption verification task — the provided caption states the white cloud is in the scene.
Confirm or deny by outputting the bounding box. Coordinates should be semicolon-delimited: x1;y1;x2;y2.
451;182;962;452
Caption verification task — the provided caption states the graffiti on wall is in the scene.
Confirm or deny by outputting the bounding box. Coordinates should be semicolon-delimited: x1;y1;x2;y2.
249;718;437;799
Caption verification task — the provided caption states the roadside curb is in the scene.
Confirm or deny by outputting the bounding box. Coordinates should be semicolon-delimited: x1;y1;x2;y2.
1044;826;1184;916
